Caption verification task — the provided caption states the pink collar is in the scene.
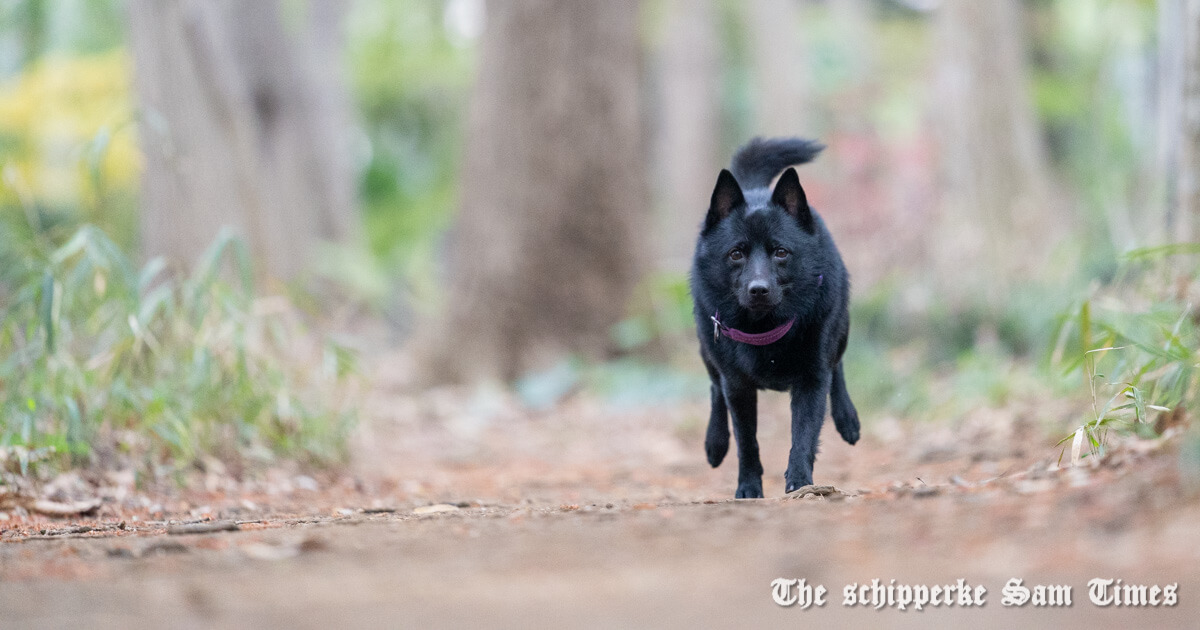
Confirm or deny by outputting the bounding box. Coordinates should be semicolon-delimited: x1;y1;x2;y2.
711;312;796;345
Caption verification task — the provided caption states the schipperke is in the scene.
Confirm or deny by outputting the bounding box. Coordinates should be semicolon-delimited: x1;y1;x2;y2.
690;137;859;499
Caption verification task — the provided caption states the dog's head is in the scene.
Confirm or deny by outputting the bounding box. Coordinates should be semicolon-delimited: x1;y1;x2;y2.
694;168;820;317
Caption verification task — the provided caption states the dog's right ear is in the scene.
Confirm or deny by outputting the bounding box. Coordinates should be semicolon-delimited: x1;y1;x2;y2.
705;169;744;233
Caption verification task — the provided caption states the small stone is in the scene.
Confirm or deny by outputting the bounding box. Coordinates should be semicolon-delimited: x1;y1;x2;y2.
912;486;940;498
413;504;460;515
167;520;240;535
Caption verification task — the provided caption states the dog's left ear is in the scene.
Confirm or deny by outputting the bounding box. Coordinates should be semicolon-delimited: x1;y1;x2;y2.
704;169;745;233
772;168;814;233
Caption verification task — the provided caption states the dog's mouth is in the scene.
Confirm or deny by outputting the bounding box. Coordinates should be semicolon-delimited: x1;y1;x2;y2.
742;296;780;315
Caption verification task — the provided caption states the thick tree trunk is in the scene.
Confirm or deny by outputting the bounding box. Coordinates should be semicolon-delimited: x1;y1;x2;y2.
127;0;359;281
930;0;1053;301
418;0;647;383
653;0;720;272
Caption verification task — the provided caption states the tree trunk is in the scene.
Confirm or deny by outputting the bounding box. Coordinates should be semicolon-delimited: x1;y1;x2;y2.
653;0;721;272
930;0;1053;302
745;0;812;138
418;0;647;383
1158;0;1186;240
127;0;359;281
1176;0;1200;242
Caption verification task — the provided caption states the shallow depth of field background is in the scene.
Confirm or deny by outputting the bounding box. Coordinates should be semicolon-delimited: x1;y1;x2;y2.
0;0;1196;479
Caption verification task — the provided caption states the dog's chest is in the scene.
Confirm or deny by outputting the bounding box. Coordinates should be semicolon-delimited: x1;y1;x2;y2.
726;333;821;391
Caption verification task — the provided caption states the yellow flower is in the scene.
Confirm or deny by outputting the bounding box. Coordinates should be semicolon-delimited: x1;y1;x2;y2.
0;50;141;211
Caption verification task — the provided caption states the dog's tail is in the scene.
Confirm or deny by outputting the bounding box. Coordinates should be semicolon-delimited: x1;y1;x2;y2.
730;137;824;189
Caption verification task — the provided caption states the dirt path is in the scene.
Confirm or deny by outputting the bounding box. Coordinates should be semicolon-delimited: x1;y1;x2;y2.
2;386;1198;628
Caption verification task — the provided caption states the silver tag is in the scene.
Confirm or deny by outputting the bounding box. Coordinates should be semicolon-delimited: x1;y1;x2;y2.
711;316;720;342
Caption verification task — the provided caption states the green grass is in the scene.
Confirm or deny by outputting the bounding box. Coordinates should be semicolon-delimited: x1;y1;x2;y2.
0;220;355;478
1054;246;1199;463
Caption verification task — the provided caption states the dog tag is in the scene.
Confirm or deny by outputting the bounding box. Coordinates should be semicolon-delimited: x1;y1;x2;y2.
711;316;720;342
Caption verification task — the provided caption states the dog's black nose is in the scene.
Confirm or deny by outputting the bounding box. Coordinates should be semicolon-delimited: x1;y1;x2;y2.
748;280;769;297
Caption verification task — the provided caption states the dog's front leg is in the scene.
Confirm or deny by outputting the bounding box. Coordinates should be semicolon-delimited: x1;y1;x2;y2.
830;360;860;445
722;379;763;498
785;371;832;493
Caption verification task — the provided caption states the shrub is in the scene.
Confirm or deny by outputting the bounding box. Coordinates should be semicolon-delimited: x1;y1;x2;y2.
1055;244;1198;463
0;222;355;477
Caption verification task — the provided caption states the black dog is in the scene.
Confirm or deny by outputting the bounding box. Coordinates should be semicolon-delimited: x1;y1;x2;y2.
690;137;859;498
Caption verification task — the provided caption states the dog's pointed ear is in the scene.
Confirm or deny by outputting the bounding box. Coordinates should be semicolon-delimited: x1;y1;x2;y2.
705;169;745;233
772;167;814;233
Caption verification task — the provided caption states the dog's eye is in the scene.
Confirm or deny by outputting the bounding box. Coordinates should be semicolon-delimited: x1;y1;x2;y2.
728;249;744;261
774;248;790;259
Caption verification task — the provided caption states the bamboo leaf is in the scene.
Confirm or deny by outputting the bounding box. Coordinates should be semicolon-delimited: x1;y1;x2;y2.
1070;427;1084;466
1122;242;1200;261
39;271;55;353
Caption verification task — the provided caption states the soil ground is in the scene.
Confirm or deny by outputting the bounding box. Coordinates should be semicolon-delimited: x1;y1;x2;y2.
2;359;1199;628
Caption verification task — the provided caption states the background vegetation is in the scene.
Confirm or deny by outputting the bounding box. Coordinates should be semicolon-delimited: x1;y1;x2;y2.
0;0;1195;479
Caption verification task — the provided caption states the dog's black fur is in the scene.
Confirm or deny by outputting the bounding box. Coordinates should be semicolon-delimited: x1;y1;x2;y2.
690;137;859;498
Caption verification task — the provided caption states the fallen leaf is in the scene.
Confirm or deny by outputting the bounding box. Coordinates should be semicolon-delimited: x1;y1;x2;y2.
786;485;847;500
30;498;102;517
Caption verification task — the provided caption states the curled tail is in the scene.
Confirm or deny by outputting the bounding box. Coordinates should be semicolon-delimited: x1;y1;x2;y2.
730;137;824;189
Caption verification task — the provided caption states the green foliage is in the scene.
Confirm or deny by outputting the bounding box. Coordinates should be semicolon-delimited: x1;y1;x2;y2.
346;0;474;262
1055;250;1199;461
610;271;696;353
840;279;1077;419
1029;0;1156;261
0;220;355;477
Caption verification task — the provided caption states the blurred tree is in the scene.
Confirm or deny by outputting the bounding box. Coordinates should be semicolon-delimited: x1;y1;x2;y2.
1158;0;1185;240
930;0;1054;303
346;0;474;262
127;0;359;280
745;0;811;138
653;0;721;272
17;0;46;66
418;0;646;382
1172;0;1200;242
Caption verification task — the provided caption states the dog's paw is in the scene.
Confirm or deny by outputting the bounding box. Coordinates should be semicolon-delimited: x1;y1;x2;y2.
735;479;763;499
833;411;860;445
784;472;814;494
705;443;728;468
705;422;730;468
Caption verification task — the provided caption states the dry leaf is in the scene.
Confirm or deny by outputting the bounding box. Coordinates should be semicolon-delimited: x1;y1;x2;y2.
786;485;847;499
30;498;102;517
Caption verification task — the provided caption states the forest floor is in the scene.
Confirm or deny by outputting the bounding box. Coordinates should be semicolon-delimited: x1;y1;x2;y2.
2;353;1199;628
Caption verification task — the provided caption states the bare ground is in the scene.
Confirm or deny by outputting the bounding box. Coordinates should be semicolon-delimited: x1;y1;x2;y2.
2;360;1198;628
